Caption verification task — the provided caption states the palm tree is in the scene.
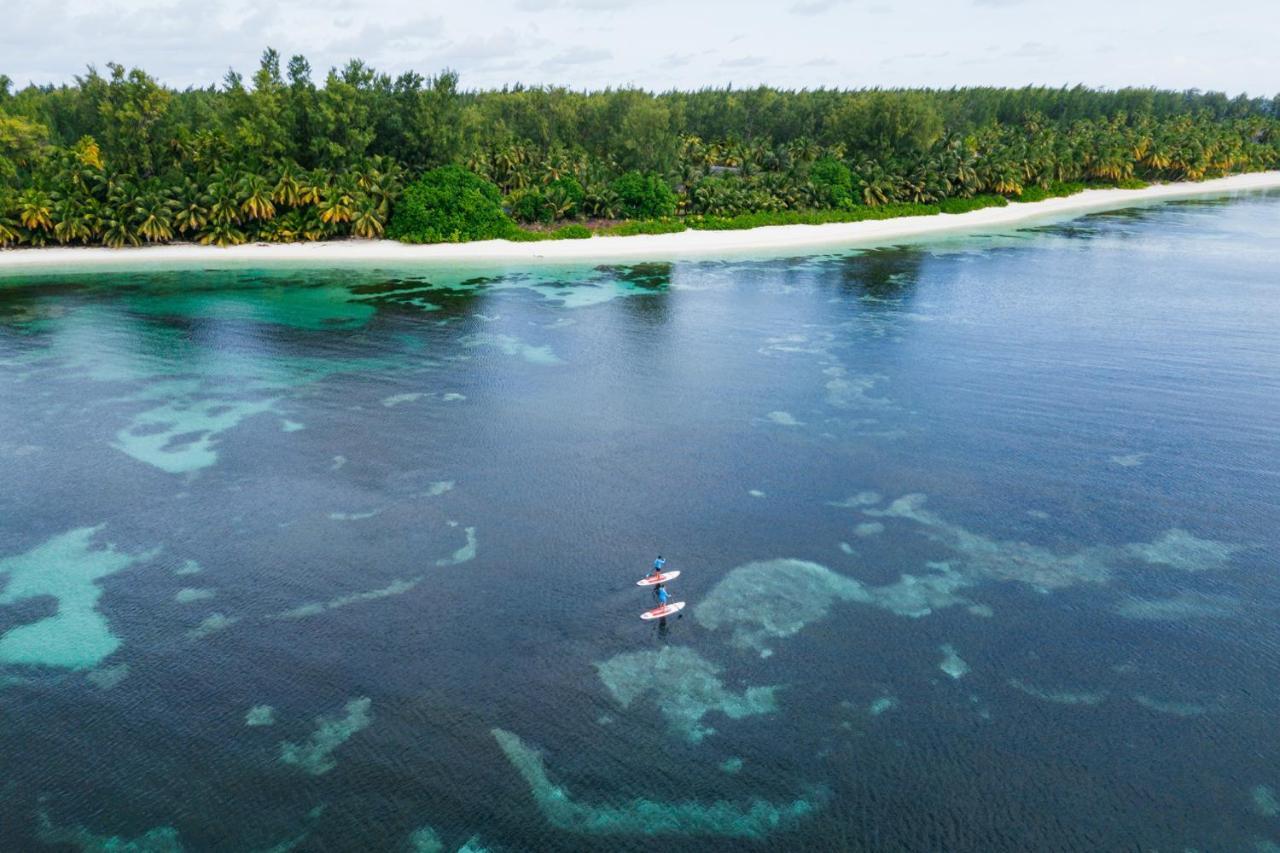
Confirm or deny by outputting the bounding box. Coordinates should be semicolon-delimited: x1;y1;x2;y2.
0;213;24;247
464;149;492;180
197;221;247;247
316;184;354;226
52;199;97;244
350;199;385;239
299;208;327;242
17;189;55;233
854;160;893;206
173;193;208;236
297;172;325;207
101;208;140;248
273;163;303;207
205;178;242;226
238;174;276;221
134;194;175;242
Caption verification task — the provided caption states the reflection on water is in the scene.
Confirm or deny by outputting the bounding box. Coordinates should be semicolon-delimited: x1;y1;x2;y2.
2;192;1280;851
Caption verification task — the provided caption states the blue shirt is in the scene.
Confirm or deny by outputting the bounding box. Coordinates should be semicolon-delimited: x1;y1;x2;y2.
657;587;670;605
654;558;666;570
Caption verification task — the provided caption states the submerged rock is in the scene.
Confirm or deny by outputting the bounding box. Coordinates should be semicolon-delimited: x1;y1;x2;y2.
86;663;130;690
382;392;425;407
491;728;819;838
279;697;373;775
1132;693;1219;717
187;612;239;640
867;494;1113;591
461;333;561;365
1008;679;1106;706
938;645;969;680
694;558;971;652
1114;591;1237;621
822;366;892;410
0;526;155;670
37;812;183;852
1124;528;1245;573
766;411;803;427
114;396;279;474
436;526;477;566
246;705;276;727
594;646;778;743
1109;453;1148;467
1252;784;1279;818
695;559;867;651
409;826;444;853
827;491;882;509
276;577;422;620
720;757;745;774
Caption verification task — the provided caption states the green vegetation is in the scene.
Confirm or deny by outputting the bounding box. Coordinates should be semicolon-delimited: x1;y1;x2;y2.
938;194;1009;214
688;204;942;231
1013;182;1086;203
507;223;594;242
598;220;687;236
1;51;1278;248
611;171;677;219
387;165;512;243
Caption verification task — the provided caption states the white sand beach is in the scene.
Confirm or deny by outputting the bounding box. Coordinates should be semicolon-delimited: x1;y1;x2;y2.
2;171;1278;273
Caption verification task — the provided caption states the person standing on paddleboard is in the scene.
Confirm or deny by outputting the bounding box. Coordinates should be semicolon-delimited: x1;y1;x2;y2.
655;584;670;609
650;556;667;598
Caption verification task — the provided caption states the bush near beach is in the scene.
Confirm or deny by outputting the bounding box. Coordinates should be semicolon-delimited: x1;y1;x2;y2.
386;166;514;244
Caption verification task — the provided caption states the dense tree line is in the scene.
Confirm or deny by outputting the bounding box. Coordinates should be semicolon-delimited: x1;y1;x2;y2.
1;50;1278;247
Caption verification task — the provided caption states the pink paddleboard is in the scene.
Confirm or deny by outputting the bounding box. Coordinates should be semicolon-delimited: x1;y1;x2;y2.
641;601;686;620
636;570;681;586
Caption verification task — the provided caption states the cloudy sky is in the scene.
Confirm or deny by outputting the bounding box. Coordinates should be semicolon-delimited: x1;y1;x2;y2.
3;0;1276;95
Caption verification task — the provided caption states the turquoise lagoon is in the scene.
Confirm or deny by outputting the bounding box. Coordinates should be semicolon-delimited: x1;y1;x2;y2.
2;192;1280;850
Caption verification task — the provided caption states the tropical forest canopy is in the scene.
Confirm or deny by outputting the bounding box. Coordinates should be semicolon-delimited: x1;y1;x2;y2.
1;49;1278;247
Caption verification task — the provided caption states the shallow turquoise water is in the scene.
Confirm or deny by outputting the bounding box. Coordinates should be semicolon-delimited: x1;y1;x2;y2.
2;193;1280;851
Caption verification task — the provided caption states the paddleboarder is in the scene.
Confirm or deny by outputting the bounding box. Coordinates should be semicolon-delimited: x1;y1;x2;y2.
649;556;666;597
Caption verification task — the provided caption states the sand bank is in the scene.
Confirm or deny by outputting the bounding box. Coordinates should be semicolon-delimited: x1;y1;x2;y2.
2;171;1277;273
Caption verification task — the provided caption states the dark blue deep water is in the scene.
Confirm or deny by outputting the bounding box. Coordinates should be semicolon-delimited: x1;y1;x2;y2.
2;193;1279;852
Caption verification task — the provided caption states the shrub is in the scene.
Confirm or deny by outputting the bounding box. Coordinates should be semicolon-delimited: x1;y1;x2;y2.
388;166;515;243
505;223;595;241
546;176;585;218
809;157;854;208
1014;181;1086;202
507;187;552;224
600;219;686;236
504;228;548;242
551;223;592;239
686;204;940;231
610;171;677;218
938;194;1008;213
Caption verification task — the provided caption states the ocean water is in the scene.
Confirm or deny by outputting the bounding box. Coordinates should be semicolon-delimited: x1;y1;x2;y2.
2;192;1279;852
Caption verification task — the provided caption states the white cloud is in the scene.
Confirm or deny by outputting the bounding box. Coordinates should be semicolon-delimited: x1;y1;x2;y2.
790;0;847;14
540;47;613;69
0;0;1274;95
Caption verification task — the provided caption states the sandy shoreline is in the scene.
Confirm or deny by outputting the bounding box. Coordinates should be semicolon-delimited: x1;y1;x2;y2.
2;171;1278;274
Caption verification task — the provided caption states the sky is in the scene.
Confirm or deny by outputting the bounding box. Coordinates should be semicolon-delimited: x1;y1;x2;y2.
2;0;1277;96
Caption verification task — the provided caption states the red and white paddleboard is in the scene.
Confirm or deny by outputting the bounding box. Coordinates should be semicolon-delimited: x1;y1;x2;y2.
636;570;681;586
641;601;686;620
